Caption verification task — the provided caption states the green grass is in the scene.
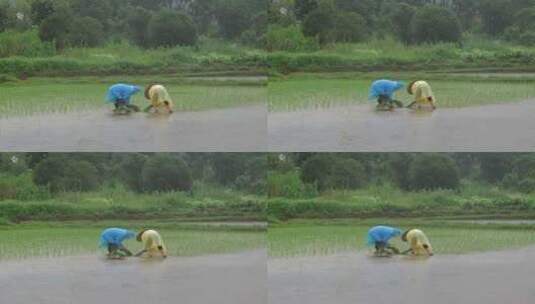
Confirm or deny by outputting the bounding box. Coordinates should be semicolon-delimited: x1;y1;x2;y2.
268;73;535;111
267;182;535;221
268;220;535;258
0;221;265;261
0;76;266;116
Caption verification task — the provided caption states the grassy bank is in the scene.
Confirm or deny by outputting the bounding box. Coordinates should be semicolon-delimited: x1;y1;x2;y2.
0;40;267;77
268;39;535;74
268;72;535;110
268;219;535;258
0;187;266;223
0;221;265;260
267;183;535;221
0;75;266;116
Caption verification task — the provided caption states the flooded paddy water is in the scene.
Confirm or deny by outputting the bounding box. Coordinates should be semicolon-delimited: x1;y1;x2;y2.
268;247;535;304
0;250;267;304
0;105;266;151
268;101;535;152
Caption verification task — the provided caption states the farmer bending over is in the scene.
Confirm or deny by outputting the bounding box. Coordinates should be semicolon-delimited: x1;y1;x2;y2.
135;229;168;258
367;225;402;256
106;84;141;112
100;227;136;259
406;80;436;110
144;84;174;114
401;228;434;256
368;80;405;110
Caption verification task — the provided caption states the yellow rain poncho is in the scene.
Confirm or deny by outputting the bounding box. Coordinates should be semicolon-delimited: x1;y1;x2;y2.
409;81;436;107
405;229;433;256
146;84;173;111
140;230;167;257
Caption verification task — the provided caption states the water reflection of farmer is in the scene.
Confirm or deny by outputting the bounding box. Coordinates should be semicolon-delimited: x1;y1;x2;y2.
100;228;136;258
144;84;174;114
135;229;168;258
106;84;141;112
401;229;434;256
367;225;402;256
406;80;436;110
369;80;405;110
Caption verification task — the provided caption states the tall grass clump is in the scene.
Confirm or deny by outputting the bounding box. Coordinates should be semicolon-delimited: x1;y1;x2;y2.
0;30;55;58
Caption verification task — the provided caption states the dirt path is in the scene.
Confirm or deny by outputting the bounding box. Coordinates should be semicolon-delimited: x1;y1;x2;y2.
268;101;535;151
0;250;266;304
268;247;535;304
0;104;266;152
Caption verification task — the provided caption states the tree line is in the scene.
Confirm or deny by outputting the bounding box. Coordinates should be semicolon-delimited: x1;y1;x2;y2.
0;0;266;50
268;153;535;198
268;0;535;51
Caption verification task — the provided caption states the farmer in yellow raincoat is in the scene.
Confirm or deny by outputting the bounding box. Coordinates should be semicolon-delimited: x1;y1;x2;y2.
135;229;168;258
401;228;433;256
144;84;174;113
407;80;436;110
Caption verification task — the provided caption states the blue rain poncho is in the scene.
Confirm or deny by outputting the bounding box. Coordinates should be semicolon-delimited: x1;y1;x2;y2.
106;84;141;104
367;226;402;246
99;228;136;248
368;80;404;101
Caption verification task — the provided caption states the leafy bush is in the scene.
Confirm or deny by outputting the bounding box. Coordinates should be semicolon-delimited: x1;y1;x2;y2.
408;154;460;190
0;30;55;58
301;154;334;191
118;153;148;192
125;6;152;47
302;5;336;44
147;10;197;47
332;11;367;43
265;25;318;52
410;5;462;44
38;10;72;50
141;155;193;192
0;173;51;201
267;170;317;198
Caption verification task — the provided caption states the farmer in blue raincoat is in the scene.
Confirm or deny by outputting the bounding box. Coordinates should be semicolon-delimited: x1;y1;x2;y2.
367;225;402;256
100;227;136;258
106;84;141;112
368;80;405;110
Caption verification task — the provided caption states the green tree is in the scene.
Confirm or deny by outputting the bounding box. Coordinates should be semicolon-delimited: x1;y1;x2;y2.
125;6;152;47
479;0;514;36
118;153;148;192
30;0;55;25
333;11;367;42
141;155;193;192
38;10;72;50
214;0;252;39
301;154;334;191
408;154;460;190
67;16;103;47
479;153;512;183
294;0;318;20
0;3;8;32
33;156;100;192
410;5;462;44
147;10;197;47
329;158;367;189
302;5;336;44
390;3;416;44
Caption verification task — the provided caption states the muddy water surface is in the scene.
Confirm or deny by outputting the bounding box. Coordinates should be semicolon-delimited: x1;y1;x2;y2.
0;105;266;152
269;247;535;304
268;101;535;151
0;250;266;304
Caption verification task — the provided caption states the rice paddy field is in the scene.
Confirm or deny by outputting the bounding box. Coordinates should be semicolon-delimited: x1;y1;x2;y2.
268;72;535;111
0;75;266;117
268;220;535;258
0;221;266;261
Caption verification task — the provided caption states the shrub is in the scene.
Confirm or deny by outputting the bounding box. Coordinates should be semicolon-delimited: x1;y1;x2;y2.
265;25;318;52
141;155;193;192
0;173;50;201
147;10;197;47
125;6;152;47
118;153;148;192
408;154;460;190
389;3;416;44
38;10;72;50
410;5;462;44
268;170;317;198
0;30;55;57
